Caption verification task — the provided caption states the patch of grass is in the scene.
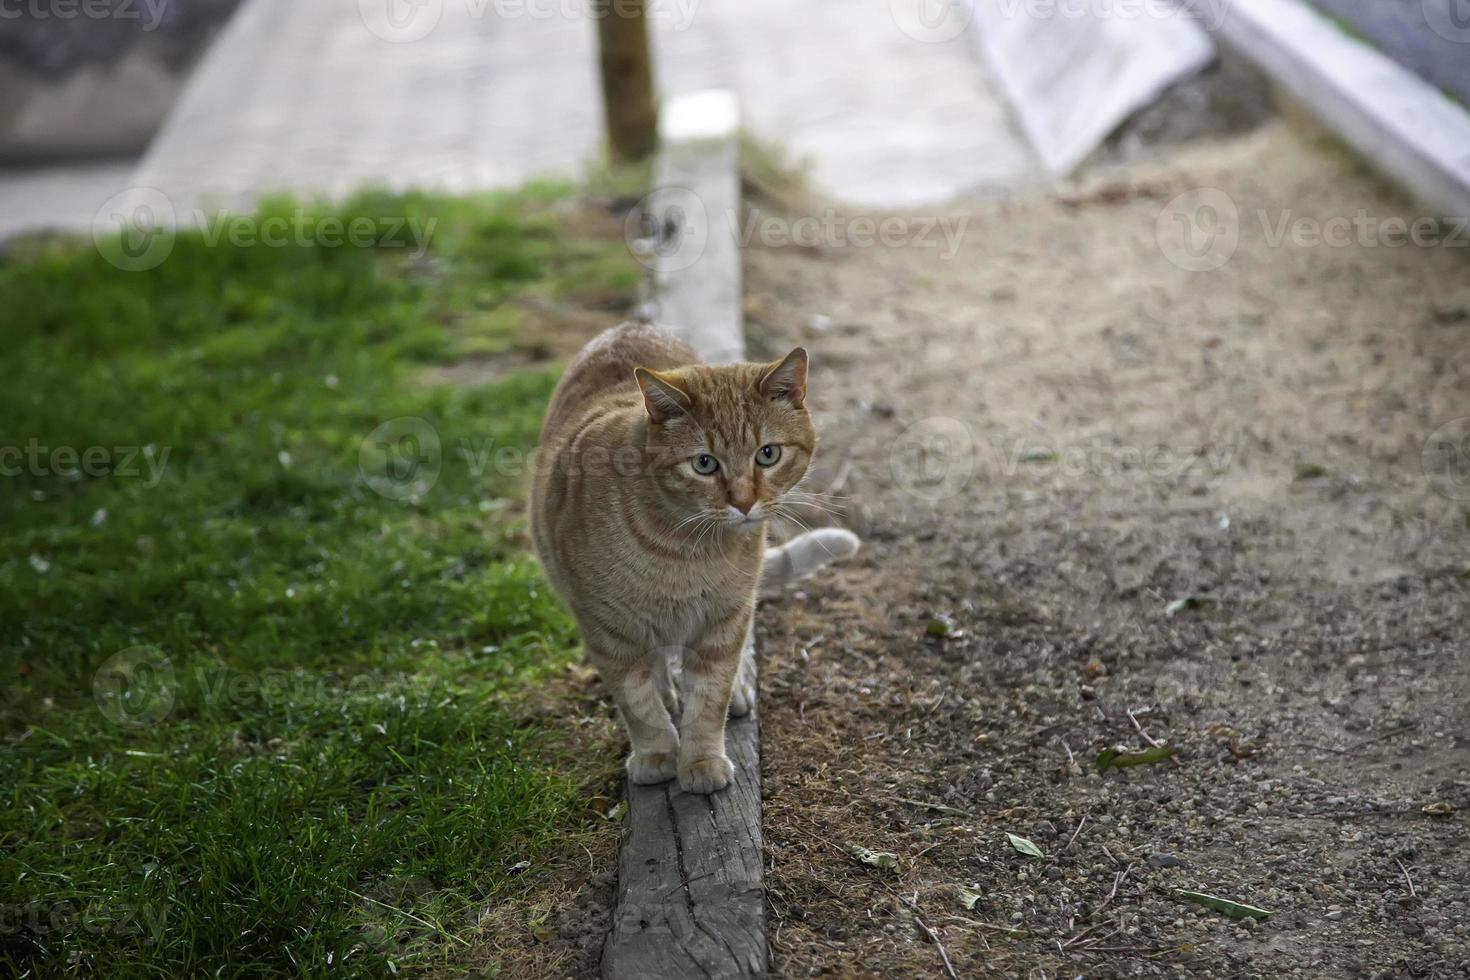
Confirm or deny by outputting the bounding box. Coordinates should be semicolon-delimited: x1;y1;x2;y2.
0;185;634;977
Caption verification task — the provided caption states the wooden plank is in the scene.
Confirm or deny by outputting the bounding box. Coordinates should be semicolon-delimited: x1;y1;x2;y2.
603;90;768;979
603;636;766;979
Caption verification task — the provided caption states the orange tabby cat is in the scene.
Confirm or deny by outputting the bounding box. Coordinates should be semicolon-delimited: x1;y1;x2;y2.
530;323;856;793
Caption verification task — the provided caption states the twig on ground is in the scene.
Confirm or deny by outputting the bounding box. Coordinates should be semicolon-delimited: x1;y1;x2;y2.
1065;815;1087;852
913;914;959;980
1396;857;1417;899
894;797;978;819
1099;864;1132;911
914;839;948;860
1127;708;1163;748
938;914;1023;936
1064;922;1105;946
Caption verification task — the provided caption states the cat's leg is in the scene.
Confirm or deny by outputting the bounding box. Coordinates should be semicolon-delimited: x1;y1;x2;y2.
653;645;680;717
590;649;680;785
677;609;752;793
727;623;757;718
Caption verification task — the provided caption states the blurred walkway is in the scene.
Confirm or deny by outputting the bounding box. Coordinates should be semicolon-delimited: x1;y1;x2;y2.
138;0;1035;212
0;0;1037;238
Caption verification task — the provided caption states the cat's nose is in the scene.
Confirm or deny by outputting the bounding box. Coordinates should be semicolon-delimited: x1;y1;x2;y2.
730;495;756;515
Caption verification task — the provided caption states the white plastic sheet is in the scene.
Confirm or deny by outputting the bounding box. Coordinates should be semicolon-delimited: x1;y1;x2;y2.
963;0;1215;174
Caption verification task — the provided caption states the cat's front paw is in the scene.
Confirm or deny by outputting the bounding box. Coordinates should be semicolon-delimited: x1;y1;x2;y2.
627;751;678;785
678;754;734;794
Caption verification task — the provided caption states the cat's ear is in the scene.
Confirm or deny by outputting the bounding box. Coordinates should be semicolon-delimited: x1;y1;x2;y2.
759;348;808;409
635;367;693;423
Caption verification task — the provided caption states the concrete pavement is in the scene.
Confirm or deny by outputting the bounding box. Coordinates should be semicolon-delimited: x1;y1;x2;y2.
90;0;1038;229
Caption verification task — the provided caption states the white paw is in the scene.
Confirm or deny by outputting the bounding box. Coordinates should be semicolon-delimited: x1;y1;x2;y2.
627;751;678;785
678;754;734;794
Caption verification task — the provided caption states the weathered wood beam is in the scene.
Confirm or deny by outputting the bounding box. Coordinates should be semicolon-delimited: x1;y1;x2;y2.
602;90;767;979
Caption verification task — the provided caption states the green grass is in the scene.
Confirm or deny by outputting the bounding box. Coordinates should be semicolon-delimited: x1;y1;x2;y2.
0;185;637;977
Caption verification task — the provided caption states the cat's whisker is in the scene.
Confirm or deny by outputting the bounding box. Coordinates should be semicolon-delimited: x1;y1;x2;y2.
776;498;846;521
779;494;848;517
674;511;714;539
769;507;852;562
789;476;852;501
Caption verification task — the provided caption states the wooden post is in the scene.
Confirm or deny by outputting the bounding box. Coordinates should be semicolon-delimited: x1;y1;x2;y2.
595;0;658;162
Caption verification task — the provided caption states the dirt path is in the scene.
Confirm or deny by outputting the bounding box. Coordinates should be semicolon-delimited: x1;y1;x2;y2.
742;119;1470;978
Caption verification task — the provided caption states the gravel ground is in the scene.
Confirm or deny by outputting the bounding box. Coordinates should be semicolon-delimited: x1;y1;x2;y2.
741;118;1470;977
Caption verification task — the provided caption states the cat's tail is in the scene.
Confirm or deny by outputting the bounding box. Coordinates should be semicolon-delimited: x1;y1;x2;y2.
760;528;861;597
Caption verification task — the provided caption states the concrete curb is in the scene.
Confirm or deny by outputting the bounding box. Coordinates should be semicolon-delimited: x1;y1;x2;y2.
602;90;767;980
1207;0;1470;218
650;90;746;365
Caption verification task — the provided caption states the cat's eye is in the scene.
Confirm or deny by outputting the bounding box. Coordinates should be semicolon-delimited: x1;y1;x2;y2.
692;454;721;475
755;445;782;467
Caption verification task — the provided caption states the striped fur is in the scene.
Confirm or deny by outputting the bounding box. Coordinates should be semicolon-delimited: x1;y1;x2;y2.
530;322;830;793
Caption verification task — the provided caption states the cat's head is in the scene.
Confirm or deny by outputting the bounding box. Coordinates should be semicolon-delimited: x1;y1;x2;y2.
634;348;816;531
